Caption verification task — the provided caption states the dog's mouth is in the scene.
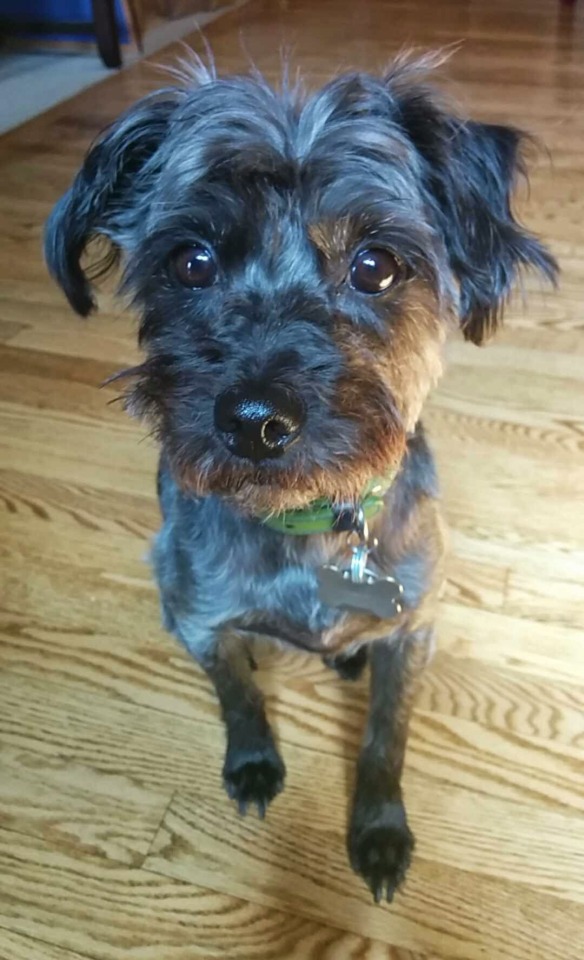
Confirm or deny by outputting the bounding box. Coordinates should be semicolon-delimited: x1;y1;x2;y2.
112;357;407;515
175;434;406;519
176;457;331;513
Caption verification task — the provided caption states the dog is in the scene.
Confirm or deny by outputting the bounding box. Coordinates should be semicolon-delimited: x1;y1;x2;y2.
44;52;557;902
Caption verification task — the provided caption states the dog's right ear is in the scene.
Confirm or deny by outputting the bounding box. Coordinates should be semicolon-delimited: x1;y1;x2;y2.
44;91;179;316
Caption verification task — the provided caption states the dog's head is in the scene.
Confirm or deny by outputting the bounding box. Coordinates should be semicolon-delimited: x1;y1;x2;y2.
45;55;557;514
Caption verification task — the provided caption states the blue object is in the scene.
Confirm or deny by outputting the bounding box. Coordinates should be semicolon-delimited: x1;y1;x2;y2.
0;1;130;44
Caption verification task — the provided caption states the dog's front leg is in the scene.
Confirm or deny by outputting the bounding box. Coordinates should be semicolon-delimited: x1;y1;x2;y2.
348;627;432;902
203;630;286;817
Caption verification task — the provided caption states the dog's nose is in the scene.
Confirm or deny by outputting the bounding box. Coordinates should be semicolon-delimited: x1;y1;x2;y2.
214;384;305;461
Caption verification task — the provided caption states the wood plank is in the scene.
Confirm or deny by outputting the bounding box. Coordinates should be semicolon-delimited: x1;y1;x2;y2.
0;740;169;867
2;665;582;956
448;529;584;632
1;667;582;871
145;790;584;960
419;654;584;750
0;402;156;497
0;929;88;960
0;828;419;960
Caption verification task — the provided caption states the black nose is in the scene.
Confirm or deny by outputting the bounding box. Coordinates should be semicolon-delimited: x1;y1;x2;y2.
214;384;305;461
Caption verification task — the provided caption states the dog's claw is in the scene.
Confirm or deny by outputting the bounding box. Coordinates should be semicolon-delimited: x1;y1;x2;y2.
237;795;267;820
349;801;414;905
367;859;396;904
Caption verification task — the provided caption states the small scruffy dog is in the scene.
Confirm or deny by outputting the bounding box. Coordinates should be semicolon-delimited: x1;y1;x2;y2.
45;53;556;902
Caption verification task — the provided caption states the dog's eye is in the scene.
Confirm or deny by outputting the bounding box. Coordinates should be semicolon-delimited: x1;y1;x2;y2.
349;248;402;294
172;245;217;288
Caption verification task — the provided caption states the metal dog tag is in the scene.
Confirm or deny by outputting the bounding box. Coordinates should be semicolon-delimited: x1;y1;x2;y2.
318;503;403;619
318;547;404;620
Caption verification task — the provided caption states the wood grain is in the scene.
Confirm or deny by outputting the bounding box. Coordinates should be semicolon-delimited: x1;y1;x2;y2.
0;828;420;960
145;792;584;960
0;929;88;960
1;0;583;958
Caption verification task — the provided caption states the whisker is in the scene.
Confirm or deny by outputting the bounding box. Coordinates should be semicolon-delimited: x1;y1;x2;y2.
100;363;148;388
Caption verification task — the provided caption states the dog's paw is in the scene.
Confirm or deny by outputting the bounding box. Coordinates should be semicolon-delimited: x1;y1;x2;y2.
223;741;285;818
348;801;414;903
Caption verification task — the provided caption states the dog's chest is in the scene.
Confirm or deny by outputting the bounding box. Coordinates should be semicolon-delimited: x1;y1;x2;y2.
188;521;404;651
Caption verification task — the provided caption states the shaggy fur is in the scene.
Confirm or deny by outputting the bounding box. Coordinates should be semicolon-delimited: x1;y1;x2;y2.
45;52;557;902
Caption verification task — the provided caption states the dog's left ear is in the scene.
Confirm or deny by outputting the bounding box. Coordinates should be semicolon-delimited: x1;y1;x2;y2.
389;67;558;344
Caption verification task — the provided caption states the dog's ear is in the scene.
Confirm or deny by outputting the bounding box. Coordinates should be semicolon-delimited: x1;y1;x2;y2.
387;63;558;344
44;91;179;316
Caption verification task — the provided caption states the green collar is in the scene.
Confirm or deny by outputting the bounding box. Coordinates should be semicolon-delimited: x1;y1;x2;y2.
261;469;399;536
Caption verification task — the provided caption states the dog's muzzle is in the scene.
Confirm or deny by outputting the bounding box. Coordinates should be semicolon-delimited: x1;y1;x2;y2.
214;382;305;462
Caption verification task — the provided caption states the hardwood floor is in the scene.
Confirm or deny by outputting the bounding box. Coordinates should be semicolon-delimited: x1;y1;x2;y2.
1;1;583;957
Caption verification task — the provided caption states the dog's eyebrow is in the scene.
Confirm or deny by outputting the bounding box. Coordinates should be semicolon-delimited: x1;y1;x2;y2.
137;219;216;253
137;196;245;247
308;200;433;244
308;209;441;281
